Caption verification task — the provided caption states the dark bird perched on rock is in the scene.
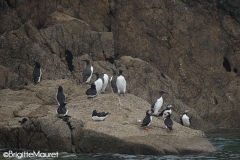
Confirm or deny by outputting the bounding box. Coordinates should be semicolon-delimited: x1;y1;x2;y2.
141;110;153;130
110;68;118;93
92;110;109;121
151;91;167;116
180;110;191;127
56;86;66;105
93;72;103;95
32;62;42;84
82;59;93;84
86;83;97;98
163;112;173;132
56;102;68;117
158;104;174;117
99;73;109;93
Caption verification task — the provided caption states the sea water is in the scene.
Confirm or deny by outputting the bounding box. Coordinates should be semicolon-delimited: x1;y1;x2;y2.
1;128;239;160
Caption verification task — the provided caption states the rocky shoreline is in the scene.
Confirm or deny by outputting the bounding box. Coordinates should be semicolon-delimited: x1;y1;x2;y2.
0;79;215;155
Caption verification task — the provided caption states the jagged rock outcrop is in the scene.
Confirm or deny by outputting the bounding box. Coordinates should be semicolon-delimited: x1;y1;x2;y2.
0;0;240;131
0;79;215;154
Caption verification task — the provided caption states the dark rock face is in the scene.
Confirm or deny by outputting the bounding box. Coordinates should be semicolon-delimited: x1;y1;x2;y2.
0;0;240;132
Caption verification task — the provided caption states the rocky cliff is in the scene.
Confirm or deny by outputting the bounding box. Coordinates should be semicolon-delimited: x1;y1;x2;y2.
0;79;215;154
0;0;240;132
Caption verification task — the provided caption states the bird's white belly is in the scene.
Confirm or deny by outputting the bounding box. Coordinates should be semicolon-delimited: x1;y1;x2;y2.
182;115;190;126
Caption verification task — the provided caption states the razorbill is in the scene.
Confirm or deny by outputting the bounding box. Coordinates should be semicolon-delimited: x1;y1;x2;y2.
164;112;173;132
151;91;167;116
181;110;190;127
141;110;153;130
158;104;174;117
116;70;126;95
92;110;109;121
86;83;97;98
56;86;66;105
32;62;42;84
56;102;68;117
99;73;109;93
93;72;103;95
110;68;118;93
82;59;93;84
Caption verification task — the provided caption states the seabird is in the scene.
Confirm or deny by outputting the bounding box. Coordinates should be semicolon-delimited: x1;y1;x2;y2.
82;59;93;84
181;110;191;127
151;91;167;116
158;104;174;117
110;68;118;93
86;83;97;98
164;112;173;132
93;72;103;95
141;110;153;130
32;62;42;84
99;73;109;93
92;110;109;121
56;102;68;117
116;70;126;95
56;86;66;106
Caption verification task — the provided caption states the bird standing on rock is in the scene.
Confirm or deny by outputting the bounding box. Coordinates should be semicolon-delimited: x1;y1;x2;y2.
141;110;153;130
93;72;103;95
57;102;68;117
99;73;109;93
158;104;174;117
163;112;173;132
151;91;167;116
110;68;118;93
116;70;126;95
56;86;66;105
82;59;93;84
181;110;191;127
32;62;42;84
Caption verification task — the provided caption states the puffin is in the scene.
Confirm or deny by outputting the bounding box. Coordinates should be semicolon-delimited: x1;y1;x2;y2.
99;73;109;93
110;68;118;93
151;91;167;116
56;86;66;106
32;62;42;84
116;70;126;95
92;110;109;121
163;112;173;132
93;72;103;95
141;110;153;130
158;104;175;117
82;59;93;84
86;83;97;98
56;102;68;117
181;110;191;127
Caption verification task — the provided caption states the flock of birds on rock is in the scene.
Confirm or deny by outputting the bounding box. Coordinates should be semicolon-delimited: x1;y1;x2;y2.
32;60;191;132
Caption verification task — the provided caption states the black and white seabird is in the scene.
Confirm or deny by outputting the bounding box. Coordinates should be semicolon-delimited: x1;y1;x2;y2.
116;70;126;95
56;102;68;117
164;112;173;132
56;86;66;105
141;110;153;130
151;91;167;116
86;83;97;98
92;110;109;121
82;59;93;84
110;68;118;93
181;110;191;127
32;62;42;84
99;73;109;93
158;104;175;117
93;72;103;95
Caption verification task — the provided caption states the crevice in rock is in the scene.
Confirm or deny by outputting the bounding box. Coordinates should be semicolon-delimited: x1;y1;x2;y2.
65;50;74;72
233;68;238;73
223;57;231;72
